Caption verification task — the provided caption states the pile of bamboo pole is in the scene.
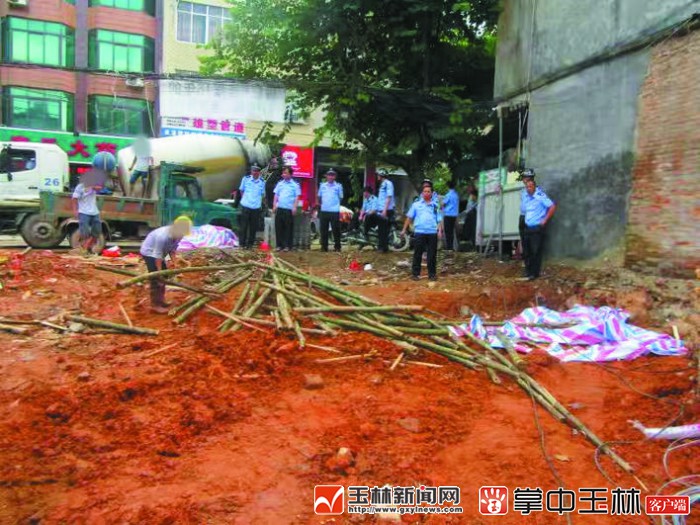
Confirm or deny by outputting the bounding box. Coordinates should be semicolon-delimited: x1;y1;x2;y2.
114;253;634;475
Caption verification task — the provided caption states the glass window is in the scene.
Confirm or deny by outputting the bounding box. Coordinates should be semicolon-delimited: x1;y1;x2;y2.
177;1;231;44
88;0;155;15
2;17;75;67
88;30;154;72
1;87;74;131
88;95;152;136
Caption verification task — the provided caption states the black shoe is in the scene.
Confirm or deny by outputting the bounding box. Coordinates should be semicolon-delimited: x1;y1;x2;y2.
429;276;437;281
321;248;329;252
411;275;420;281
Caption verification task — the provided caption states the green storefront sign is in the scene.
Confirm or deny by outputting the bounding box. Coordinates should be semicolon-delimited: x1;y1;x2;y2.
0;127;134;163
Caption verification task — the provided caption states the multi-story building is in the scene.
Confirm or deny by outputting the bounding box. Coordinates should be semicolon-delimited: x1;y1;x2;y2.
159;0;356;209
493;0;698;277
0;0;158;174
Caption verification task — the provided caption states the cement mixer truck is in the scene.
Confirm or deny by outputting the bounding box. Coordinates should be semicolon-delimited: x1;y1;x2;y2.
18;135;271;250
117;135;270;201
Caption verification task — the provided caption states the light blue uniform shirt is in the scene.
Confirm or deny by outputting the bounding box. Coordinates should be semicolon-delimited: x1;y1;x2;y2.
318;181;343;212
273;179;301;210
522;187;555;227
361;195;378;215
407;199;442;235
140;226;180;259
377;179;395;211
442;189;459;217
239;175;266;210
72;184;100;216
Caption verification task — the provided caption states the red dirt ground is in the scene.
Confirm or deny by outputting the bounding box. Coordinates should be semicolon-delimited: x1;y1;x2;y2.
0;249;697;524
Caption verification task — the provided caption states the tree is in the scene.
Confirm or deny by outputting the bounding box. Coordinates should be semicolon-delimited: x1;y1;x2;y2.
202;0;500;182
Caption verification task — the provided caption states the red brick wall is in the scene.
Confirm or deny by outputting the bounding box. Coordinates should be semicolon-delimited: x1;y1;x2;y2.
87;6;156;37
625;29;700;278
0;0;75;27
87;75;156;101
0;65;76;93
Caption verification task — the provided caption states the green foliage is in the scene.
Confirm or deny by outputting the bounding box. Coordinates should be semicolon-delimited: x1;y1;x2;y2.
202;0;500;183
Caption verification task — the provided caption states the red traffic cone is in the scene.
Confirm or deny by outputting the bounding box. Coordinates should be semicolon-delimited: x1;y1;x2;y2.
349;259;361;271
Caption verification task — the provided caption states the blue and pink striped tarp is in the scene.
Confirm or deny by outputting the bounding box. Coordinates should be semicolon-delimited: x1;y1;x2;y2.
448;305;687;362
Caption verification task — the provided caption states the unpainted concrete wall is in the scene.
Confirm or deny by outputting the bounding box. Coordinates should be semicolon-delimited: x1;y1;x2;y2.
494;0;697;99
526;51;649;259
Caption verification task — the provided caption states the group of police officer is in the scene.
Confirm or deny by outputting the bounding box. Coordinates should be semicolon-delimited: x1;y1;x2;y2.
236;163;556;281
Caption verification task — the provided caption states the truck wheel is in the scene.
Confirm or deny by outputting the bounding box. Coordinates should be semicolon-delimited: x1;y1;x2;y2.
69;229;106;254
20;214;66;248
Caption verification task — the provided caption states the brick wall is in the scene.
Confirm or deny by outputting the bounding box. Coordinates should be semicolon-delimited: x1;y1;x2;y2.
625;28;700;277
87;75;156;101
0;0;75;27
0;65;76;93
87;6;156;37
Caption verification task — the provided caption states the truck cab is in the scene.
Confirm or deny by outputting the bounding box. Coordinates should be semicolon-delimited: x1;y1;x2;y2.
158;163;239;230
0;142;69;200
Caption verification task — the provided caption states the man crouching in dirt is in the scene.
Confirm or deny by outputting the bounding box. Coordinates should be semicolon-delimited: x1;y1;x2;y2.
140;216;192;313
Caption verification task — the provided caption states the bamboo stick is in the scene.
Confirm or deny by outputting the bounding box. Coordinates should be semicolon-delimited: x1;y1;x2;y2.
118;303;133;327
175;270;251;324
390;352;405;371
204;305;267;333
227;288;273;332
116;263;250;288
293;320;306;348
295;305;424;314
97;263;225;295
219;281;252;332
39;321;70;332
233;315;330;336
0;323;28;334
67;315;158;335
170;269;248;317
252;262;381;305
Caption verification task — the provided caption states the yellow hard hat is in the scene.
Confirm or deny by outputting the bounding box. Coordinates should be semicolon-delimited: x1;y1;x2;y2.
172;215;193;236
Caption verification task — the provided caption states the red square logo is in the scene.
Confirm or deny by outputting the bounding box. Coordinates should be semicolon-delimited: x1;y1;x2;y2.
315;485;345;515
479;486;508;515
645;495;690;515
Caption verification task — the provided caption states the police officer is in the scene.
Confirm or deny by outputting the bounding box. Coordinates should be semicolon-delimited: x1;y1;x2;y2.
318;168;344;252
518;169;536;273
402;181;443;281
237;164;266;249
441;180;459;250
521;172;556;280
359;185;379;237
273;166;301;251
376;169;395;253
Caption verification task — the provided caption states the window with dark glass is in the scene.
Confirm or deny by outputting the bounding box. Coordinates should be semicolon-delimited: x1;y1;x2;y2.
88;0;155;16
88;95;152;136
88;30;154;72
177;1;231;44
1;87;74;131
1;17;75;67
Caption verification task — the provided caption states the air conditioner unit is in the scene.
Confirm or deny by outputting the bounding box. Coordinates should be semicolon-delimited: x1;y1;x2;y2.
125;77;145;88
8;0;29;7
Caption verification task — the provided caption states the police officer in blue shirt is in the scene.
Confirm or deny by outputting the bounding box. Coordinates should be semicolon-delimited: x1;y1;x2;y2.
318;168;344;251
359;185;379;237
441;180;459;251
402;181;444;281
237;164;266;249
376;169;396;253
273;166;301;251
521;171;556;280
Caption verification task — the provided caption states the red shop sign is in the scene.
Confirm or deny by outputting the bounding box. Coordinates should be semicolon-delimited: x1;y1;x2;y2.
281;145;314;179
